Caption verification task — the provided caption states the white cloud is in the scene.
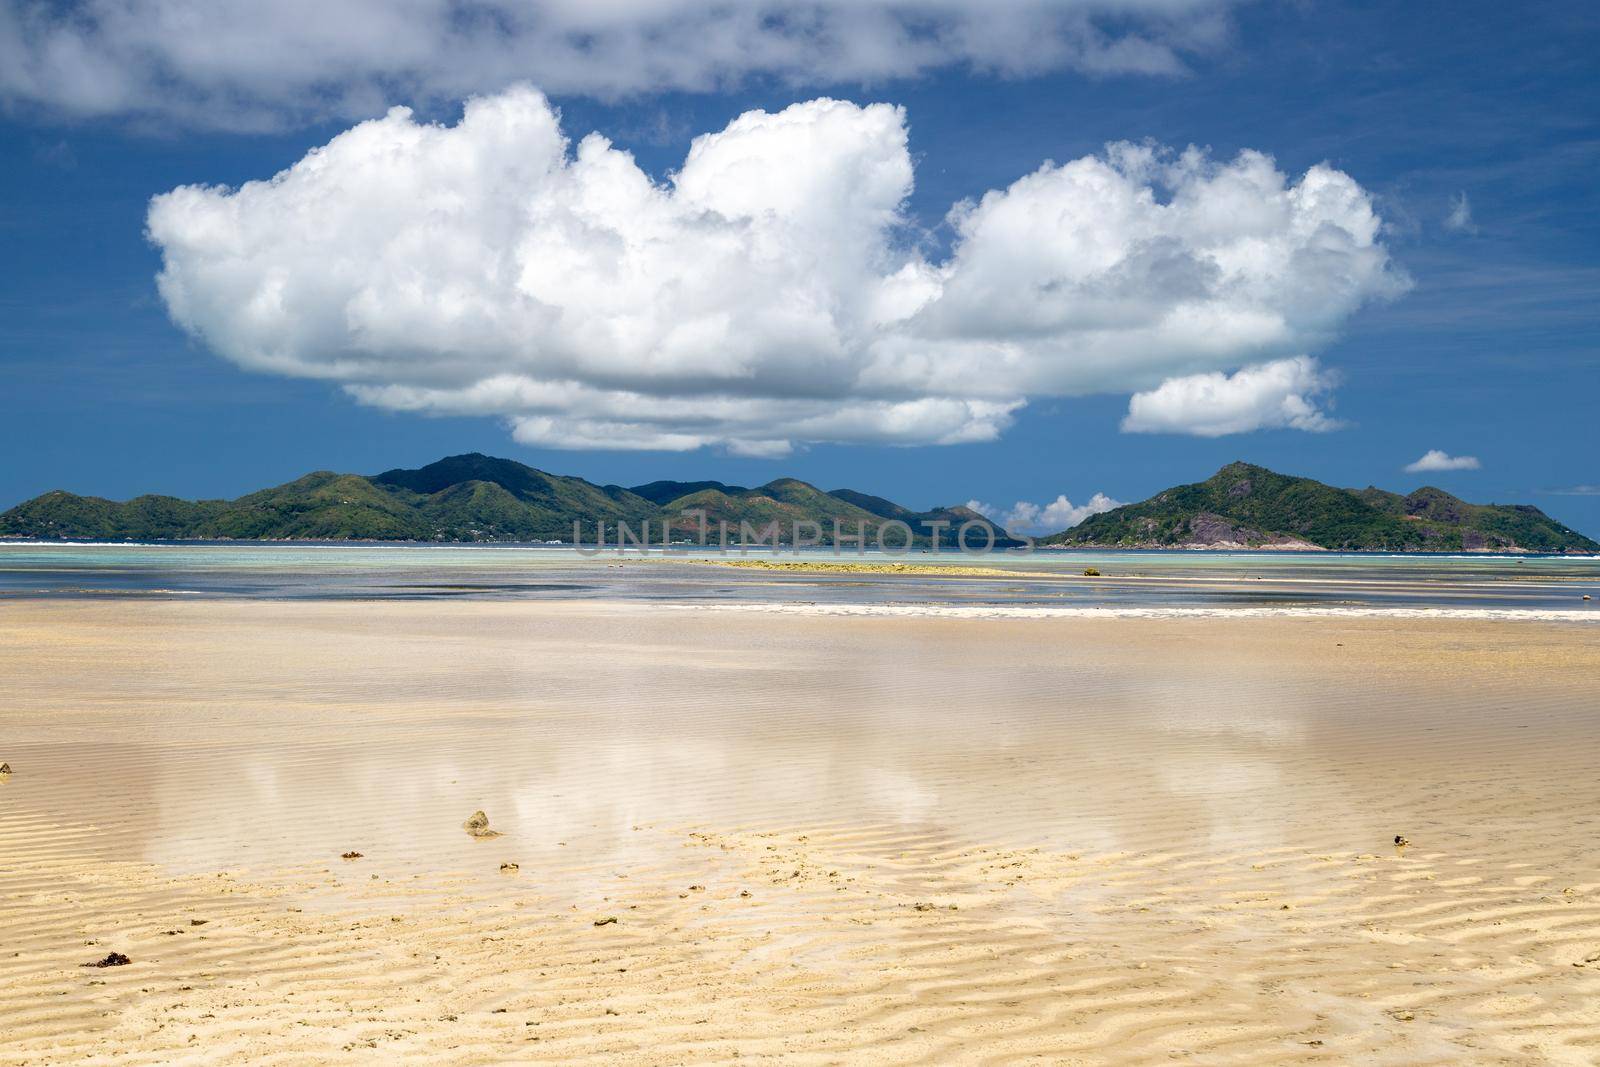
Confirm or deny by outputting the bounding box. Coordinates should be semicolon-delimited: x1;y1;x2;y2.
969;492;1123;534
2;0;1239;129
1120;355;1342;437
1404;450;1480;473
1443;191;1477;234
147;87;1404;453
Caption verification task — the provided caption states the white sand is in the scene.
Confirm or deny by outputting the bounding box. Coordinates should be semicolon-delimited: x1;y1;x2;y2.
2;600;1599;1064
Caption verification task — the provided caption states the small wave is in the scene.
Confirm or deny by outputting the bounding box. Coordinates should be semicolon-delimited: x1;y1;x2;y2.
686;603;1600;623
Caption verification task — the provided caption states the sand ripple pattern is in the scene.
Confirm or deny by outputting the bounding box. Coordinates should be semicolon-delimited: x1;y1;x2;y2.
2;601;1599;1063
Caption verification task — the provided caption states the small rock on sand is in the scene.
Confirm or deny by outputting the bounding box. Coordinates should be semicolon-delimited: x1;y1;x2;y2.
463;811;503;839
0;763;11;775
341;851;363;859
593;916;618;927
500;862;520;872
82;952;131;968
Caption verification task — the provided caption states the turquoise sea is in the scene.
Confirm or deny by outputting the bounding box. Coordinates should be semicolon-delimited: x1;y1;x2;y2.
1;542;1596;614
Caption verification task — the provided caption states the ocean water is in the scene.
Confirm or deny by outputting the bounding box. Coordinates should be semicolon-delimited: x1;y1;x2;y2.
1;541;1597;615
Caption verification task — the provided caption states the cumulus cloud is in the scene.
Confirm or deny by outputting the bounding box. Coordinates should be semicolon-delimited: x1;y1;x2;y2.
2;0;1239;129
1120;355;1342;436
147;87;1405;453
1443;191;1477;234
1404;450;1480;473
968;493;1123;534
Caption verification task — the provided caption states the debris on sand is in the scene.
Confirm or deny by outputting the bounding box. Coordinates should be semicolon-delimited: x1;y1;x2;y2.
0;763;11;775
82;952;131;968
341;851;363;859
500;862;520;872
593;916;618;927
189;919;209;926
463;811;503;839
1393;835;1410;848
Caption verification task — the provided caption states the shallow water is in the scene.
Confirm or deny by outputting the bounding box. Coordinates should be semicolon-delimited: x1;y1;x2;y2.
5;601;1597;877
2;541;1597;612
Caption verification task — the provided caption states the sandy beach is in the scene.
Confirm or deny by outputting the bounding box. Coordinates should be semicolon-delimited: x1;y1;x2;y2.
3;599;1600;1064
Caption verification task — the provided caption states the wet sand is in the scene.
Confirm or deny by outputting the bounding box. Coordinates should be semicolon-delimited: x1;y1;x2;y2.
3;600;1599;1063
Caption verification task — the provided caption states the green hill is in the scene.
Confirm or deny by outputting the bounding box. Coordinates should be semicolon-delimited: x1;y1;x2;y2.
0;491;228;540
11;456;1581;551
1041;462;1597;553
827;488;913;520
641;477;1020;547
0;453;1012;546
628;480;747;505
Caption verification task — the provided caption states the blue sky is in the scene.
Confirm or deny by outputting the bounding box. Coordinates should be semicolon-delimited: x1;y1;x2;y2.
2;1;1597;535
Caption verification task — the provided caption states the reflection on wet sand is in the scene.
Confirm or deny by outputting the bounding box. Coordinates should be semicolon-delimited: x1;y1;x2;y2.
3;600;1600;1063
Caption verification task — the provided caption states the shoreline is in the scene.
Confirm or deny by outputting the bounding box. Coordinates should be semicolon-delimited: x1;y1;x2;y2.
686;601;1600;622
2;591;1597;621
4;537;1599;559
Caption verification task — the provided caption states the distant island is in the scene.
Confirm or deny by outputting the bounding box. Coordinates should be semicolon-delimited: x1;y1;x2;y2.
1;454;1593;553
1042;462;1596;553
0;453;1014;548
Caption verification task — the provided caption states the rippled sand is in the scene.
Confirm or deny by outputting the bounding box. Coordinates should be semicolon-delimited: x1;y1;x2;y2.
3;600;1599;1064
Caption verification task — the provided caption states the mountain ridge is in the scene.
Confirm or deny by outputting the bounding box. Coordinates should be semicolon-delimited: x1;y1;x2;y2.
0;453;1015;547
1041;461;1596;553
2;456;1593;552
